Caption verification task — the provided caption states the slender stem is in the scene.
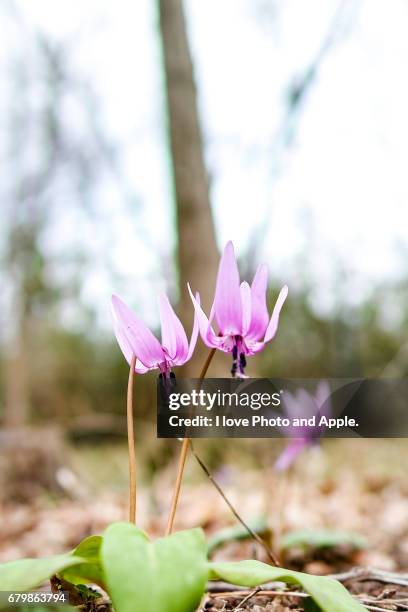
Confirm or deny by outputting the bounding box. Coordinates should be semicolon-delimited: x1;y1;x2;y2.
127;354;137;523
232;586;261;609
165;348;216;535
165;436;190;536
191;444;280;566
197;347;217;382
272;464;294;562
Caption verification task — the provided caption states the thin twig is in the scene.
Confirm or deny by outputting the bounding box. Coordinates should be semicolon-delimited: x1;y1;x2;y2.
329;567;408;587
165;348;216;535
207;581;287;593
232;586;261;610
209;587;408;611
361;606;398;612
211;589;308;599
127;355;137;523
358;595;408;605
191;444;280;566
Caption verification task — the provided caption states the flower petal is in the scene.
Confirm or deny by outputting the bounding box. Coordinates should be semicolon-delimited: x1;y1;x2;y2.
188;284;222;348
263;285;288;343
274;439;309;472
112;307;154;373
214;241;242;335
245;340;265;355
158;293;189;362
112;311;133;361
240;282;251;336
134;359;150;374
247;264;269;341
315;381;331;416
111;294;165;368
281;390;303;422
185;292;200;362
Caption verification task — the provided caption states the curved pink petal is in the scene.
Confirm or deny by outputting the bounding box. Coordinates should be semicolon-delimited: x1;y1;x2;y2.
263;285;288;343
112;308;153;373
247;264;269;341
245;340;265;355
274;439;309;472
158;293;188;362
214;241;242;335
185;291;200;362
112;312;133;362
188;284;222;348
315;381;331;419
111;294;165;368
240;282;251;335
135;359;150;374
297;388;319;420
284;389;318;437
281;391;302;422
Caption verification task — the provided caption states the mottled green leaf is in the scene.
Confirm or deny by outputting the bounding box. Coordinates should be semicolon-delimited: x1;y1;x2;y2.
207;517;269;555
281;529;368;551
61;535;105;588
101;522;208;612
209;560;366;612
0;555;85;591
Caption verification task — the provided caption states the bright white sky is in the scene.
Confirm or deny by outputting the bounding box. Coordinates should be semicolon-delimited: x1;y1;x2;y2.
3;0;408;329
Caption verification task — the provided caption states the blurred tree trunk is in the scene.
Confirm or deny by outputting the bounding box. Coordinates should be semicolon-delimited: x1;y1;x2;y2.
158;0;221;375
4;334;29;427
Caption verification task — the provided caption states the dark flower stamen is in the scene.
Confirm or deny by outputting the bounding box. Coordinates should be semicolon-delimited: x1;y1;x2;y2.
158;370;177;401
231;337;247;378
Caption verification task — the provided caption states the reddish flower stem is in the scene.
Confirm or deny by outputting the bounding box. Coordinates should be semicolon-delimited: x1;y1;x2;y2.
165;348;216;535
127;354;137;523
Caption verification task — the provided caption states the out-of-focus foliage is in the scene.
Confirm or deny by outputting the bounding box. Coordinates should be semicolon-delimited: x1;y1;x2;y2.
209;560;366;611
281;528;368;552
2;277;408;426
1;0;408;428
260;280;408;379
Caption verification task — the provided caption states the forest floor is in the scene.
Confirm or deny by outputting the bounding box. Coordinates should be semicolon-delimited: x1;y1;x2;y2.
0;437;407;610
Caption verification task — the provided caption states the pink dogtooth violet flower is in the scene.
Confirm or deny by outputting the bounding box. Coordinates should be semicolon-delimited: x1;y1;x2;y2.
188;241;288;377
274;381;331;472
111;293;199;380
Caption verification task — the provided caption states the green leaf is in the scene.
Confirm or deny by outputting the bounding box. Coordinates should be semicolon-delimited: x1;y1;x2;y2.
304;598;325;612
61;535;105;588
1;608;76;612
281;529;368;552
3;607;77;612
72;536;102;560
0;555;85;591
101;522;208;612
209;560;366;612
207;517;269;555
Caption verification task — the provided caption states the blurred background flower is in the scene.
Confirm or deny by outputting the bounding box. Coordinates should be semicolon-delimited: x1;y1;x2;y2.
274;381;331;471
